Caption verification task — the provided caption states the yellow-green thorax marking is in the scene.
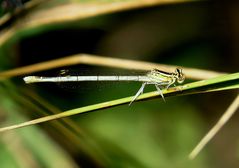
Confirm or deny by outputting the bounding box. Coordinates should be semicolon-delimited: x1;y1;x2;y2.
147;68;185;86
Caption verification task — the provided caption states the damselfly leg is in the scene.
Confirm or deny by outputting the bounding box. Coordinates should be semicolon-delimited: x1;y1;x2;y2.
129;82;146;106
155;84;165;102
129;82;167;105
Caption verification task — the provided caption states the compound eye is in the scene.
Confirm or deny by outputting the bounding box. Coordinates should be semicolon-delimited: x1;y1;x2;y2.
176;68;182;74
175;68;184;83
177;74;185;83
177;76;185;83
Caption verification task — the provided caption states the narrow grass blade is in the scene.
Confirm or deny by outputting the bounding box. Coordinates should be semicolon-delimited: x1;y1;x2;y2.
189;93;239;159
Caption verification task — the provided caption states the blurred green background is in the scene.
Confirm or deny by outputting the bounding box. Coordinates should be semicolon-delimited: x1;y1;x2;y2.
0;0;239;167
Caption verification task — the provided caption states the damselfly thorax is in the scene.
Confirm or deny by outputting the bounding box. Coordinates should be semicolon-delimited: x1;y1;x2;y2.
23;68;185;105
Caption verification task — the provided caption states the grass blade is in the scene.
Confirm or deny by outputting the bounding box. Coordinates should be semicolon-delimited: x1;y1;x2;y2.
189;94;239;159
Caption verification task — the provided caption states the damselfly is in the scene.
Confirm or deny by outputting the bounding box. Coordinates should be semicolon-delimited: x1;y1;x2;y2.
23;68;185;105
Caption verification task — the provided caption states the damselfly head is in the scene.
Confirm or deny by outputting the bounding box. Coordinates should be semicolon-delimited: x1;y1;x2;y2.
175;68;185;84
